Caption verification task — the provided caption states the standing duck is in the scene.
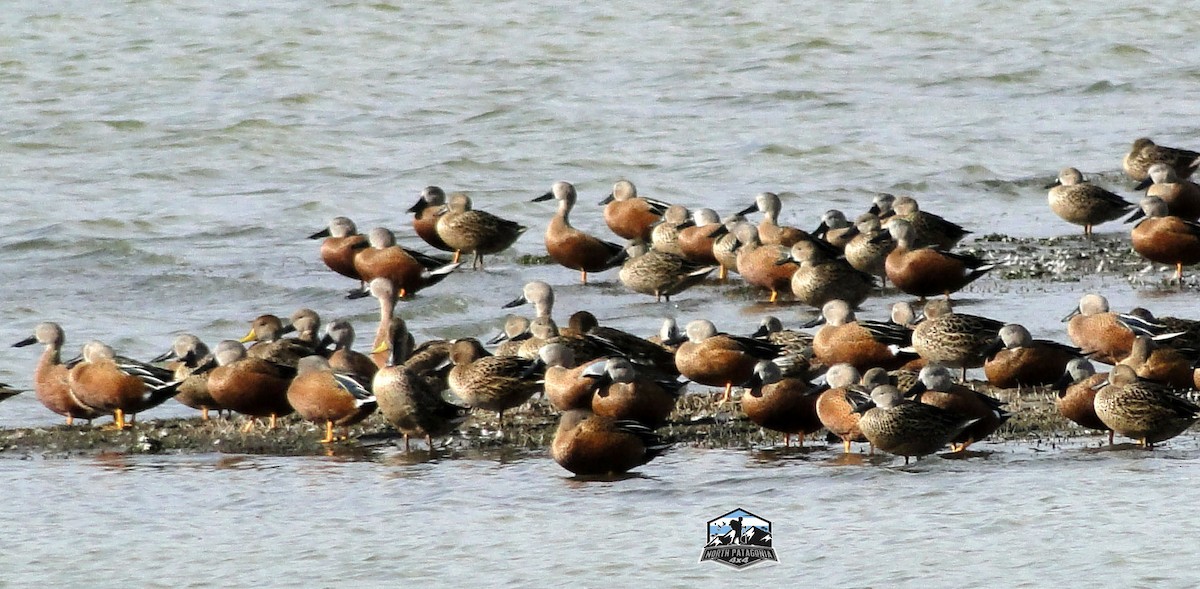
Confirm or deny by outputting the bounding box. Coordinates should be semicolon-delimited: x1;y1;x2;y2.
618;244;715;302
882;218;993;300
447;338;542;425
12;322;102;425
373;325;468;450
741;360;823;447
351;227;460;298
843;213;894;287
434;193;527;269
406;186;454;252
309;216;366;286
286;356;376;443
533;180;626;284
781;240;875;309
1046;167;1135;237
206;340;295;431
151;334;222;420
734;223;796;303
650;204;692;256
852;385;976;465
600;179;669;243
736;191;811;247
911;300;1004;379
67;341;181;430
673;319;782;403
1126;195;1200;284
1094;365;1199;448
813;364;867;453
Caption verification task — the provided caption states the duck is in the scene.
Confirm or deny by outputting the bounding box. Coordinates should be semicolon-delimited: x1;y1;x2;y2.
550;409;670;476
813;364;868;453
12;322;103;425
886;195;970;250
882;218;993;300
206;340;296;431
434;192;527;269
373;326;468;451
676;208;722;266
842;213;894;286
733;222;796;303
67;341;182;430
781;239;875;309
1126;195;1200;284
1063;293;1168;364
1125;307;1200;356
502;280;555;318
488;314;533;357
650;204;692;256
309;216;366;285
647;317;682;353
1135;163;1200;221
320;319;379;382
351;227;460;298
710;215;746;281
1122;137;1200;182
447;338;542;425
982;323;1081;389
568;311;679;377
911;300;1005;378
1094;364;1199;448
618;244;715;302
371;318;454;408
600;179;669;243
406;186;454;252
813;209;856;250
736;191;811;246
1046;167;1135;237
673;319;782;403
150;334;223;420
741;360;823;447
904;364;1010;451
286;356;377;443
1118;335;1195;389
587;357;685;427
360;277;407;368
749;316;814;378
851;385;977;464
539;343;604;412
809;300;919;373
532;181;626;284
1052;358;1112;443
239;313;316;368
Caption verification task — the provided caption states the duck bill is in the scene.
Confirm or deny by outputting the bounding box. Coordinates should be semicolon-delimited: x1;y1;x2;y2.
813;221;829;238
12;335;37;348
750;324;769;338
238;329;257;344
502;295;528;309
149;349;177;363
598;194;614;205
308;227;331;240
1061;307;1081;322
406;198;428;214
903;381;928;398
676;219;695;229
801;315;826;329
1133;177;1154;191
849;398;876;414
531;192;554;203
774;254;794;266
707;224;730;238
1043;179;1062;190
735;203;759;217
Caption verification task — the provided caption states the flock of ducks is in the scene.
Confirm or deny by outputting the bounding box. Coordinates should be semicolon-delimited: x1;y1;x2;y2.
8;136;1200;475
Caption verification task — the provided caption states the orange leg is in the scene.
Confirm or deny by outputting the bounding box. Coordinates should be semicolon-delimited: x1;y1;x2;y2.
399;288;408;299
842;439;851;454
66;415;74;426
1176;262;1184;286
105;409;129;430
452;250;462;264
769;290;779;303
580;270;588;285
718;265;728;282
320;421;335;443
269;414;278;429
720;383;733;404
201;407;210;421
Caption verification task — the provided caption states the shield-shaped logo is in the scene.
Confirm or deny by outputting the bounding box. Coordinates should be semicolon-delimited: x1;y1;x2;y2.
699;508;778;569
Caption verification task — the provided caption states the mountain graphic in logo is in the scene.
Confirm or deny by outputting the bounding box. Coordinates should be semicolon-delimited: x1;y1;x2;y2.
699;508;778;569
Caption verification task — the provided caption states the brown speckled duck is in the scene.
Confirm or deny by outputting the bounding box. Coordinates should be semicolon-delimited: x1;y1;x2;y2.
1094;364;1199;448
1123;137;1200;182
447;338;542;425
434;193;527;269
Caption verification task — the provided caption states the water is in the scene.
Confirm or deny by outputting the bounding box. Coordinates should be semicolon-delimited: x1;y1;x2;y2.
3;1;1200;584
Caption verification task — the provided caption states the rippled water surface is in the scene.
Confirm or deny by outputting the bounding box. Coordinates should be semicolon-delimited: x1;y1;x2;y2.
4;1;1200;585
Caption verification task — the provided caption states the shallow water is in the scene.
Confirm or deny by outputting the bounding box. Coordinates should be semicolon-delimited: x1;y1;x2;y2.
3;0;1200;584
